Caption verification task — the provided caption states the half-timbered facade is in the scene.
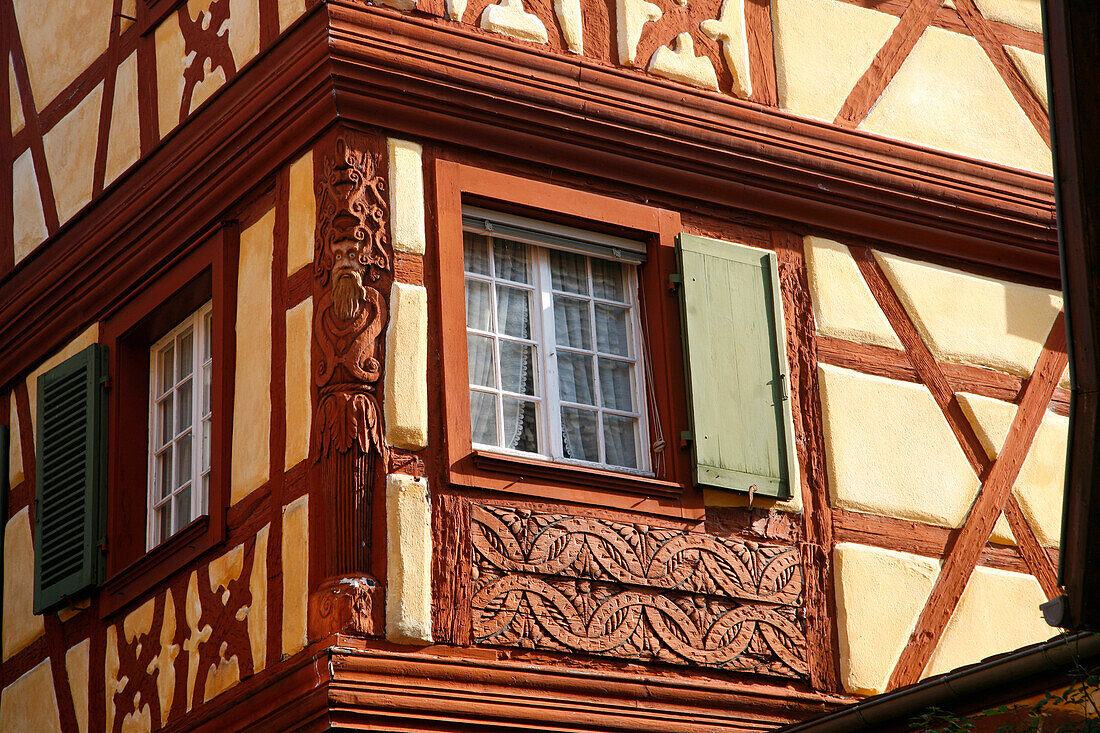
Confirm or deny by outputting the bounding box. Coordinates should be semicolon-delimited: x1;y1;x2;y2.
0;0;1069;730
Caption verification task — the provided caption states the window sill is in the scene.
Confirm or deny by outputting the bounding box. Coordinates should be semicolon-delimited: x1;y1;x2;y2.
472;449;683;499
99;515;214;617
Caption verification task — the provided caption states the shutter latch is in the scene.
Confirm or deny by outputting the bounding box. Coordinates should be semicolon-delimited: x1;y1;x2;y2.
679;430;693;448
668;273;682;291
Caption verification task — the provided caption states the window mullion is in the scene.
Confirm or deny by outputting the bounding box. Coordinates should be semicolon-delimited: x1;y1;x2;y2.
538;248;563;460
630;267;651;473
192;310;203;525
586;260;605;466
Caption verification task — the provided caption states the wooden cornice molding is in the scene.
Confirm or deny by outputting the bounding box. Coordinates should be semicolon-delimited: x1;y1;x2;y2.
327;3;1056;274
326;645;850;732
0;3;1060;390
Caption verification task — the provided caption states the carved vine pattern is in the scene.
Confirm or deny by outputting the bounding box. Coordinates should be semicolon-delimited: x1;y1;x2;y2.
471;505;808;678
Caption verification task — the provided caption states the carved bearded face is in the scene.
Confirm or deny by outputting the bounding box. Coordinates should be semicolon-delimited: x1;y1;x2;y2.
331;239;366;322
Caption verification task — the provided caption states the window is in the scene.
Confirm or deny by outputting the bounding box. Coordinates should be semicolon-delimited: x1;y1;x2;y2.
147;302;213;548
462;212;650;473
435;162;692;511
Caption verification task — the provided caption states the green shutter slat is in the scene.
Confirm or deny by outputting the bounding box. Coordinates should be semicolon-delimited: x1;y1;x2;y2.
677;234;797;500
33;344;107;613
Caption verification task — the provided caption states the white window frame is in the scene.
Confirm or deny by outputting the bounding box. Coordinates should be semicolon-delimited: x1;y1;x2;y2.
463;225;652;475
146;302;213;549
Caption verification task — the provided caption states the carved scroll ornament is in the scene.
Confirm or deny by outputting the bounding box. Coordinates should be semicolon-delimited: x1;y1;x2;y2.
471;505;808;678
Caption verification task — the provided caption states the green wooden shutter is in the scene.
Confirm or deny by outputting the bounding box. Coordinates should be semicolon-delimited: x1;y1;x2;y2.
677;234;796;499
33;344;108;613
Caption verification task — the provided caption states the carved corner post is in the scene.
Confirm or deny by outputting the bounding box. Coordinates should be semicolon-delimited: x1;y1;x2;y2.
307;134;392;639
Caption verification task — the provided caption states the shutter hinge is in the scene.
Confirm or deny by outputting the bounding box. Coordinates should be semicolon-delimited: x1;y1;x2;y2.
668;273;683;292
100;376;111;391
679;430;693;448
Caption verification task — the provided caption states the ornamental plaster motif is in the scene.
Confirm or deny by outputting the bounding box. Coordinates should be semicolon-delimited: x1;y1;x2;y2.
104;536;264;732
178;0;236;122
470;505;808;678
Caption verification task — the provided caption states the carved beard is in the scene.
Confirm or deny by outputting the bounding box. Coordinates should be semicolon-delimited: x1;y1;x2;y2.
333;271;366;322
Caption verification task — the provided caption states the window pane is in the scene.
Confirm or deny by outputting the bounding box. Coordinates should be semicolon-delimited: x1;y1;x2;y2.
201;417;212;473
158;344;174;395
499;341;536;396
549;250;588;294
464;279;492;331
603;415;639;468
598;358;634;411
502;398;539;452
176;432;192;488
558;352;595;405
595;304;631;356
173;486;192;533
470;391;499;445
178;329;194;378
463;231;490;275
554;296;592;350
159;399;173;448
203;311;213;361
176;378;192;435
493;239;529;283
591;259;626;301
157;448;173;499
201;364;212;415
467;334;496;388
496;285;532;339
561;407;598;462
158;505;172;544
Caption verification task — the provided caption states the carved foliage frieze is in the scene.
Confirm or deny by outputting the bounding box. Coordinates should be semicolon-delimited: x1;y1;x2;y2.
471;505;808;678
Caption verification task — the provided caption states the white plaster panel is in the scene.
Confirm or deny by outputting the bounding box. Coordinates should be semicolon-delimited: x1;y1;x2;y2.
384;283;428;450
957;393;1068;548
42;82;103;224
875;251;1062;378
13;149;48;265
772;0;898;122
833;543;939;695
973;0;1042;32
1005;45;1048;112
12;0;111;111
282;495;309;656
105;52;141;187
386;474;433;644
923;566;1055;678
860;26;1051;174
0;659;62;733
819;363;980;528
387;139;426;255
804;236;902;349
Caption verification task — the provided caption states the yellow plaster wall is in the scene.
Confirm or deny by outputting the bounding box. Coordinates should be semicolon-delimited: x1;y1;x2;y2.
833;543;939;696
1006;46;1048;112
279;0;309;32
0;659;63;733
803;236;902;350
226;0;261;70
923;566;1054;678
9;58;24;135
386;474;433;645
772;0;898;123
388;139;426;256
155;17;186;140
973;0;1041;32
281;495;309;656
250;524;270;673
286;152;315;277
8;396;24;488
66;640;91;733
957;393;1068;548
285;298;313;470
42;83;103;224
875;251;1062;378
26;325;102;447
150;588;179;727
384;283;428;451
2;508;44;660
11;0;112;111
105;52;141;187
818;363;980;528
231;210;274;505
860;26;1051;175
13;149;48;264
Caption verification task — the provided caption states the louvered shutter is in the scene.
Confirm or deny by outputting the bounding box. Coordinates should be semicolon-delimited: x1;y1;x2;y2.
33;344;108;613
676;234;796;499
